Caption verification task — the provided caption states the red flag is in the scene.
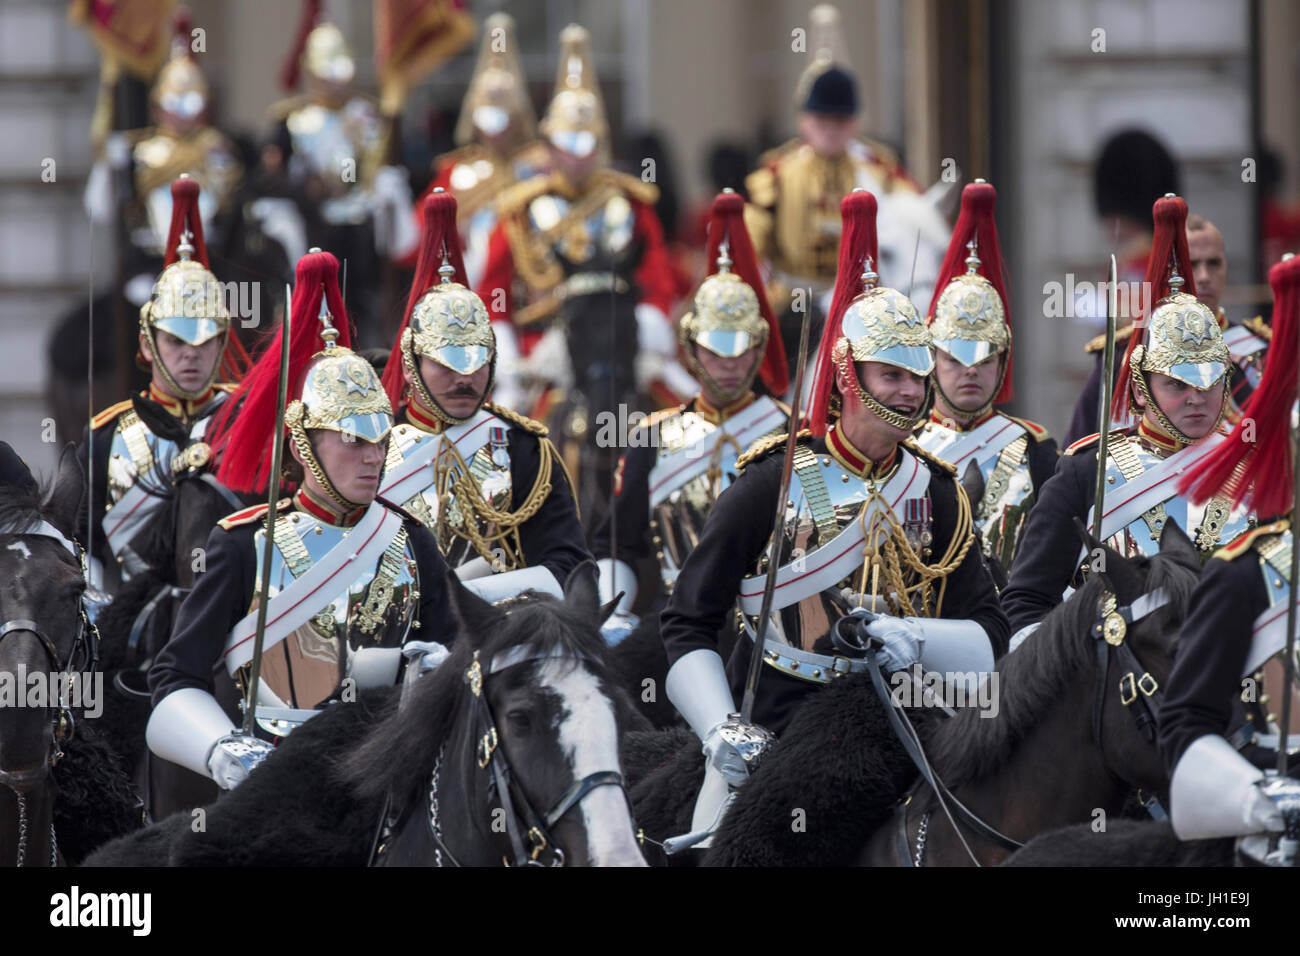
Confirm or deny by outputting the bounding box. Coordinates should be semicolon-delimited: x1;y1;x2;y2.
374;0;475;116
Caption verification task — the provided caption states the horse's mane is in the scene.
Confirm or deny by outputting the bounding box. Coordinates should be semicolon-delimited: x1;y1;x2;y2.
926;549;1200;787
0;476;74;549
338;587;613;805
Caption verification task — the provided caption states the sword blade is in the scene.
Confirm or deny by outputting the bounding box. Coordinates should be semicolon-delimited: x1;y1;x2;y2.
1092;255;1119;539
242;283;293;736
739;298;813;723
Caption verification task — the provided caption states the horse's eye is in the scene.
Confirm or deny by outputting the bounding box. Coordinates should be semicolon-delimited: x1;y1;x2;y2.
506;711;532;735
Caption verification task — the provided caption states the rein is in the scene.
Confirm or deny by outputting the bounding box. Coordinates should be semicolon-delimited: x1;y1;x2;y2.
850;584;1172;867
0;521;102;868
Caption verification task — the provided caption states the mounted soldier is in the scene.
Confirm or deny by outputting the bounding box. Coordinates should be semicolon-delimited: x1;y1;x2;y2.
1002;194;1255;642
592;189;790;640
659;189;1007;841
78;175;249;599
378;189;590;602
268;1;419;341
476;23;687;469
743;4;945;386
407;12;548;289
85;10;242;290
1161;253;1300;861
913;180;1057;582
146;250;453;791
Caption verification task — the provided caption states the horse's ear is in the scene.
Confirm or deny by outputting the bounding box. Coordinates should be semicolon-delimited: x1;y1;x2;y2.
1157;519;1199;570
445;567;506;647
43;444;84;540
563;560;601;621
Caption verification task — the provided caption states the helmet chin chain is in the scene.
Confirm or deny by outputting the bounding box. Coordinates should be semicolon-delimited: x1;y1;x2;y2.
685;344;762;407
1129;347;1228;447
834;346;931;433
146;325;225;403
401;332;494;428
285;401;370;513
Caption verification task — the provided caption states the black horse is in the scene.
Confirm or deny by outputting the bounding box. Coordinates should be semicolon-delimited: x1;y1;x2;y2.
86;562;650;866
94;456;253;823
0;447;139;866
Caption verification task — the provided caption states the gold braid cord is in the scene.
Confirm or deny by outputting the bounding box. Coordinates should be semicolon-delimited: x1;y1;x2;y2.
432;426;563;570
854;476;974;619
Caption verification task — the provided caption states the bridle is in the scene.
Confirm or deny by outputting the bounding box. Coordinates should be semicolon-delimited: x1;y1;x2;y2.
0;522;102;868
851;582;1173;867
0;523;101;771
1089;584;1169;786
374;647;629;867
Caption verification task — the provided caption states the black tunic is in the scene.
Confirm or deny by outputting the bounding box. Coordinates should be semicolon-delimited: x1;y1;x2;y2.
148;507;453;707
499;426;592;584
1158;551;1270;774
75;390;229;574
1001;441;1111;634
659;438;1009;733
401;412;592;587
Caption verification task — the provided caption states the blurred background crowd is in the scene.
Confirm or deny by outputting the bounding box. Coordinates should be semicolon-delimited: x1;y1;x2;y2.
2;0;1298;474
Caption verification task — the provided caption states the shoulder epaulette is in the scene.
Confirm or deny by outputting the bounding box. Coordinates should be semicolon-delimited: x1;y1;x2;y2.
495;172;559;218
736;428;810;471
903;438;957;476
1005;415;1052;443
435;143;487;170
755;138;801;170
1065;433;1102;456
485;402;548;436
638;405;683;432
1242;315;1272;342
596;168;659;206
858;136;905;173
1084;324;1135;354
215;382;238;395
90;400;134;431
745;167;777;208
1214;519;1290;562
265;94;314;122
217;498;291;531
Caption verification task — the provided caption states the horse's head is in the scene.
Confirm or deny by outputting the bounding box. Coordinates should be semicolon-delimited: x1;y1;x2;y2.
1082;520;1201;794
344;559;647;866
445;561;646;866
0;447;90;793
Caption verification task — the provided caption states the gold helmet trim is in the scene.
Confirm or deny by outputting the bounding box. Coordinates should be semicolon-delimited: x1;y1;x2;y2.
287;300;394;510
539;24;607;157
679;243;769;403
455;12;536;147
139;230;231;400
402;259;497;427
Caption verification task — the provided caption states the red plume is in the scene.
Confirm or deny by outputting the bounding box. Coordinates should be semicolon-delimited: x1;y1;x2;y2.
160;176;249;380
163;176;209;268
212;251;352;496
173;6;193;56
808;190;878;437
280;0;322;92
702;191;789;395
381;190;469;411
927;181;1014;403
1179;255;1300;518
1112;195;1198;420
